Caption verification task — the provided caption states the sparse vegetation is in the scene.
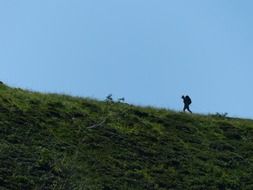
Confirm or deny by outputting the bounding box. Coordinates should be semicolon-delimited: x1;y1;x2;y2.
106;94;113;103
211;112;229;119
0;84;253;189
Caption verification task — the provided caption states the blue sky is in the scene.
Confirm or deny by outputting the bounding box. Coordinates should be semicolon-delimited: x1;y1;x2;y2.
0;0;253;118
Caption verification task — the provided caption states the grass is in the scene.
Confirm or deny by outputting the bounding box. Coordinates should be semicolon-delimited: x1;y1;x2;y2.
0;84;252;189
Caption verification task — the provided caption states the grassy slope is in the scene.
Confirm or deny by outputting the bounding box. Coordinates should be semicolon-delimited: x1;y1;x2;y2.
0;84;253;190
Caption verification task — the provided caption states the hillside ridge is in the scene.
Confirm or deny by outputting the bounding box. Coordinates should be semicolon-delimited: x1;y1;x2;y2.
0;84;253;190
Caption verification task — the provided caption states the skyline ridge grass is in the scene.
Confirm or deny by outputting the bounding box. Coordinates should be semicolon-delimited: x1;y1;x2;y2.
0;84;252;189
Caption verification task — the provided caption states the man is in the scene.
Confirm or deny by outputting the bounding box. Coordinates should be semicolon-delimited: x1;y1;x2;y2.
182;95;192;113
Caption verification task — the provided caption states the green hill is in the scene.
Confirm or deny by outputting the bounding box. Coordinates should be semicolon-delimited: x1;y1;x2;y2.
0;84;252;190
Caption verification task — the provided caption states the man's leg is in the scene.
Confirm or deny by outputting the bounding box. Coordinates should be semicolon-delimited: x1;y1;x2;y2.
183;105;187;112
186;106;192;113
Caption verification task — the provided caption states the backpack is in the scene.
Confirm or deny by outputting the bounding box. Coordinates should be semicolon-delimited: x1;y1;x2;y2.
185;96;192;105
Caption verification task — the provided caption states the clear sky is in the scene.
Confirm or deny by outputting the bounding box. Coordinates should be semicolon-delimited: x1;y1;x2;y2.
0;0;253;118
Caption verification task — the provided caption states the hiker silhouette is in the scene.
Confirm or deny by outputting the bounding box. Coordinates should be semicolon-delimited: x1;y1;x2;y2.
182;95;192;113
